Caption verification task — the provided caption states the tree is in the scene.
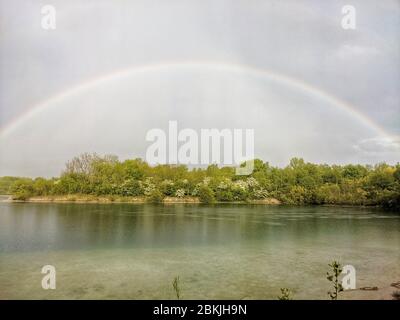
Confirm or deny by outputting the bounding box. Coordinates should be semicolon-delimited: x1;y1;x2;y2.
342;164;368;179
393;166;400;183
5;152;400;210
147;188;164;203
197;185;215;204
10;179;34;200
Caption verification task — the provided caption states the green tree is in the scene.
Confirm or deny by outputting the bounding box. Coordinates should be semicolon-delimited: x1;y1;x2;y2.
147;188;164;203
198;185;215;203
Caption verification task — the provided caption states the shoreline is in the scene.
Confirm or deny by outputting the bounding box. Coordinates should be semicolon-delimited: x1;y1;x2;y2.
1;195;387;208
3;195;283;205
342;282;400;300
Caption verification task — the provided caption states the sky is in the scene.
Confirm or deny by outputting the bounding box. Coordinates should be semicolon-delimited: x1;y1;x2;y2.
0;0;399;177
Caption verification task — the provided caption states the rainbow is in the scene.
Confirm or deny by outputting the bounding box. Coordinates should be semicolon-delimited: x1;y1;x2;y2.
0;61;394;139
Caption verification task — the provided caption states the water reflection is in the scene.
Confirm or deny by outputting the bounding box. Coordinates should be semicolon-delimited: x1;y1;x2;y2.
0;203;399;299
1;203;399;253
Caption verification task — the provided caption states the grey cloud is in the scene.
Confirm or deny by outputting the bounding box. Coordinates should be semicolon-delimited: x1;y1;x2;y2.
0;0;399;176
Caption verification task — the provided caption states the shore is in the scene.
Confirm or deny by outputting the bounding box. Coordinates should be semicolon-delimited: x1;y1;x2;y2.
4;194;281;205
342;281;400;300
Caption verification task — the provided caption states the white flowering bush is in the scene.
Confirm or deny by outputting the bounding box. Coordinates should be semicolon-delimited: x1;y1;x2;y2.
191;183;202;196
118;178;143;196
252;188;270;199
160;179;176;196
140;178;157;196
246;177;259;189
231;180;249;201
203;177;211;185
175;189;185;198
233;180;248;190
217;178;232;190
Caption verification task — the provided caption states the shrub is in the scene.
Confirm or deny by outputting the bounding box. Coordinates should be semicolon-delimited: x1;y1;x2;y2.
160;180;176;196
198;185;215;204
175;189;185;198
380;191;400;211
119;179;143;196
251;188;269;200
327;261;343;300
10;179;34;200
12;190;33;201
147;188;164;203
315;184;341;204
215;189;234;202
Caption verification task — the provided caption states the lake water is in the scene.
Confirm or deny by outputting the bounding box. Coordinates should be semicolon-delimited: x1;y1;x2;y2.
0;202;399;299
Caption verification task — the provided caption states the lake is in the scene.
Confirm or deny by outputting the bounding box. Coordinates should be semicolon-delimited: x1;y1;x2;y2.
0;202;399;299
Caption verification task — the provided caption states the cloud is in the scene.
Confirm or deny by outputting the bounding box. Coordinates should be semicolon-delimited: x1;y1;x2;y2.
354;136;400;154
1;66;398;177
333;44;380;60
0;0;399;175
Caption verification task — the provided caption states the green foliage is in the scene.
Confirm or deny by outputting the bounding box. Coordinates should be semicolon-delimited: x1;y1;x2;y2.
147;188;164;203
342;164;368;179
5;153;400;209
160;179;176;196
394;167;400;183
380;191;400;210
215;189;234;202
10;179;34;200
0;176;27;194
119;179;143;196
277;288;293;300
32;178;54;196
197;185;215;204
327;261;343;300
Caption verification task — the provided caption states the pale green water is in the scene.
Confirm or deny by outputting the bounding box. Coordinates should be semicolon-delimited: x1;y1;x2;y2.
0;202;399;299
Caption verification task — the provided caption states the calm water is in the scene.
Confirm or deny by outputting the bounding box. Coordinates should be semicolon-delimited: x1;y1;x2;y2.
0;202;399;299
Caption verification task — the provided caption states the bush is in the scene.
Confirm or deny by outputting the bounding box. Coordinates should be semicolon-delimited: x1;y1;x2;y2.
0;177;25;194
197;185;215;204
251;188;269;200
12;190;33;201
160;180;176;196
215;189;234;202
380;191;400;211
33;178;53;196
175;189;185;198
5;154;400;210
286;185;307;204
315;184;341;204
147;188;164;203
119;179;143;196
10;179;34;200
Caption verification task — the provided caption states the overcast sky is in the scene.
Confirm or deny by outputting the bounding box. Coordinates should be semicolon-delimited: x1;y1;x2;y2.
0;0;399;177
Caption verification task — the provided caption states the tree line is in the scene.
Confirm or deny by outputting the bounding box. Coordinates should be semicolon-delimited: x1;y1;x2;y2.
2;153;400;209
